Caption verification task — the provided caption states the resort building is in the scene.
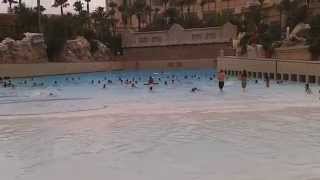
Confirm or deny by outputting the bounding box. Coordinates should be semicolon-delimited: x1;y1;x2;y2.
112;0;320;31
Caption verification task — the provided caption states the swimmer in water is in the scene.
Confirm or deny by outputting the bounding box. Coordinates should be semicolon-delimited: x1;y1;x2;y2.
148;76;154;84
164;81;168;85
191;87;200;93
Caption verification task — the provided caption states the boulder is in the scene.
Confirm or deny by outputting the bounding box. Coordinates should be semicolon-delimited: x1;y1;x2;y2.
57;36;93;62
0;33;48;64
92;40;112;61
57;36;112;62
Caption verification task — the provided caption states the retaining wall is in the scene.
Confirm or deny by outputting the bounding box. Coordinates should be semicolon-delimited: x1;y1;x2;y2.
0;58;216;78
217;56;320;84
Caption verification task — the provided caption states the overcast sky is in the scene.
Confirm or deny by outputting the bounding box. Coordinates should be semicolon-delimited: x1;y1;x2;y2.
0;0;107;14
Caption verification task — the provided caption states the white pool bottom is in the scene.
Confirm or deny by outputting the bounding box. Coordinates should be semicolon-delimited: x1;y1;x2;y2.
0;70;320;180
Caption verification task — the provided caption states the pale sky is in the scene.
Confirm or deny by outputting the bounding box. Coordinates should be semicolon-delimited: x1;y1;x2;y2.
0;0;108;14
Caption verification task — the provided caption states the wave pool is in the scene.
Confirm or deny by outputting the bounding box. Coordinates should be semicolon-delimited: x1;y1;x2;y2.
0;69;320;180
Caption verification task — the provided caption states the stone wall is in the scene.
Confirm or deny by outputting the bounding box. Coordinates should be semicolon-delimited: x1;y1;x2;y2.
116;43;234;61
122;23;237;48
0;59;215;78
275;45;312;61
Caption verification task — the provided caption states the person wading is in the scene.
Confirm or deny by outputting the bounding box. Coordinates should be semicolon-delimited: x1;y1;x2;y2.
218;70;226;92
241;70;248;92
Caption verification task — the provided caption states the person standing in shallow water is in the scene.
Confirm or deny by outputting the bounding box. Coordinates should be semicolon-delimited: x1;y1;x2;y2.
265;74;270;88
218;70;225;92
241;70;248;92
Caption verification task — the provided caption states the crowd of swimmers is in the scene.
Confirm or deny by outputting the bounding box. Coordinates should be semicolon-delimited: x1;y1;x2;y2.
0;71;316;95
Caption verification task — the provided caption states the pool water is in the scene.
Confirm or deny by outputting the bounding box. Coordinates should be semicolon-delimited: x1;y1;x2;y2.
0;69;320;180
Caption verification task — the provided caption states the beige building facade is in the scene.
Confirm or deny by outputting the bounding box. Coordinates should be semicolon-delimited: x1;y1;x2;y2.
112;0;320;31
113;0;282;30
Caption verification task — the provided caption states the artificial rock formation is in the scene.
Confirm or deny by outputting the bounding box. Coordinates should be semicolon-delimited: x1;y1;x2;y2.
92;40;112;61
57;36;111;62
0;33;48;63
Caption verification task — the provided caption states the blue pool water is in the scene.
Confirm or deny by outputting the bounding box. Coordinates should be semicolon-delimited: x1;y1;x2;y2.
0;69;320;180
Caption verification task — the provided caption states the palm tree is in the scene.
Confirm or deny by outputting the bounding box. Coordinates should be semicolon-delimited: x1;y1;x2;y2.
160;0;169;11
176;0;184;16
84;0;91;13
118;0;130;27
52;0;69;15
73;0;84;15
92;6;106;22
184;0;196;17
133;0;147;30
277;0;290;32
200;0;207;15
108;1;118;34
2;0;17;12
37;0;41;32
145;5;153;24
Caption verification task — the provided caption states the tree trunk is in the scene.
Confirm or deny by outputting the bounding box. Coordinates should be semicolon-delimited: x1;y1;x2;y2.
37;0;41;32
60;5;64;15
138;16;141;31
201;6;204;18
279;9;282;34
149;0;152;23
87;1;90;13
